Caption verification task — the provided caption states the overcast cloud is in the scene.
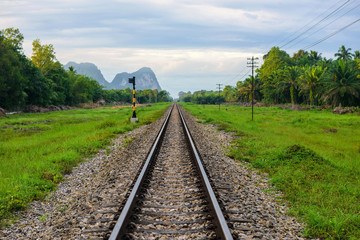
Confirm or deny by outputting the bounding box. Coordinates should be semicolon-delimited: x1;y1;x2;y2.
1;0;359;97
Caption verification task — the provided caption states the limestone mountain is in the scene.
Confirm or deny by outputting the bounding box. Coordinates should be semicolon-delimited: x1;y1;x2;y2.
64;62;161;91
64;62;110;88
111;67;161;91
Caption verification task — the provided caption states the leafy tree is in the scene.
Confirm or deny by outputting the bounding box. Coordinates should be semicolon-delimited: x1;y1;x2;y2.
322;60;360;106
22;57;52;106
335;45;354;61
222;85;237;102
31;39;57;76
1;28;24;51
158;90;171;102
142;89;154;103
0;34;27;110
259;47;292;81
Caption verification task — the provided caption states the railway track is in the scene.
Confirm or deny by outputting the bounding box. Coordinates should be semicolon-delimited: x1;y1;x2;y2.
107;103;233;239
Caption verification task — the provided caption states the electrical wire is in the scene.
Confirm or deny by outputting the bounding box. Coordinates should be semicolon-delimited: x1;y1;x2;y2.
303;18;360;50
280;0;351;49
222;64;248;85
286;1;360;50
275;0;345;47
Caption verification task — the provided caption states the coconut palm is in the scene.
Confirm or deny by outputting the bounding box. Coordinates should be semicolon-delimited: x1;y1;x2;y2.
335;45;354;61
301;66;325;106
322;59;360;106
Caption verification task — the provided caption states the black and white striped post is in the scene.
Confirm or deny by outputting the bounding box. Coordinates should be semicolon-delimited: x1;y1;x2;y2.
129;76;138;123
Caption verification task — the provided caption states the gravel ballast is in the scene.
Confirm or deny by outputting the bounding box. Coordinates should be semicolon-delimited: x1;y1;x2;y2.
0;105;307;239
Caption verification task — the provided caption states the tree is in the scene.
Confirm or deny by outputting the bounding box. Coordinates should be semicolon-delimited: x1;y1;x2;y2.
354;50;360;60
1;28;24;51
222;85;237;102
282;66;301;106
31;39;57;76
301;66;325;106
259;47;292;81
22;57;52;106
322;59;360;106
0;34;27;110
309;50;322;63
158;90;171;102
335;45;354;61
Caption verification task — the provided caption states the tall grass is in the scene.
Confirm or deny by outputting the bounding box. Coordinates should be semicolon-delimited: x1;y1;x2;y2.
181;103;360;239
0;103;171;225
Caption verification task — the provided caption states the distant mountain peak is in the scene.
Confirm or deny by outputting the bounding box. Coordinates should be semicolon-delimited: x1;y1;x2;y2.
63;62;110;88
64;62;161;91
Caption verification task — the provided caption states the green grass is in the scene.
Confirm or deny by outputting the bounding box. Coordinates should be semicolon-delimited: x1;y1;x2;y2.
0;103;171;225
181;103;360;240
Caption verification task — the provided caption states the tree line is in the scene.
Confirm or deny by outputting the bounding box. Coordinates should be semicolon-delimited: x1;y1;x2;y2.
179;46;360;107
0;28;171;111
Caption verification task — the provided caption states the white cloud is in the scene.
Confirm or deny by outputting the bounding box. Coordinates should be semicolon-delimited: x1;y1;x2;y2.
2;0;359;98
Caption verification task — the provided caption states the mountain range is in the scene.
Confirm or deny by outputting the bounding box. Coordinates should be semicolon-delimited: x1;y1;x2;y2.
64;62;162;91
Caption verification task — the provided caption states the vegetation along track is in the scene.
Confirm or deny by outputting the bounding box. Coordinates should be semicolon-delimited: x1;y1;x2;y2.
107;103;233;239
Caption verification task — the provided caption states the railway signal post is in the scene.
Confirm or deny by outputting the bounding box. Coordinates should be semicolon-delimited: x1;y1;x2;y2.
129;76;138;123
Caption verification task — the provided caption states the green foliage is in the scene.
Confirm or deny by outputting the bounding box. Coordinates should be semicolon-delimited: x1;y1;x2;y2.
254;46;360;107
0;33;27;110
0;28;172;111
335;45;354;61
0;103;171;225
0;28;24;51
322;59;360;107
182;103;360;239
31;39;57;76
259;46;292;81
178;90;225;104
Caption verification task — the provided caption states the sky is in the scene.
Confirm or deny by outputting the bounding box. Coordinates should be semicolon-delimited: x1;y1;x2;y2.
1;0;359;98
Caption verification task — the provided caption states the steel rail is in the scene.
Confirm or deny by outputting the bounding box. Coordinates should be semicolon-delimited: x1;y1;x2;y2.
177;103;234;240
109;102;233;239
109;103;174;240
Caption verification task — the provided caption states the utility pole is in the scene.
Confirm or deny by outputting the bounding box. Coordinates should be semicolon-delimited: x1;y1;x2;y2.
216;83;222;111
129;76;138;122
247;56;259;121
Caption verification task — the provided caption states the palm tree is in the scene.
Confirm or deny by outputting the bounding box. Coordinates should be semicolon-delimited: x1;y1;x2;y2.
334;45;354;61
354;50;360;59
282;66;301;106
301;66;325;106
309;50;322;63
322;59;360;106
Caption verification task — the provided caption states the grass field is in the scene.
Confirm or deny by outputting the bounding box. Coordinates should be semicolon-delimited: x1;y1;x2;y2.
181;103;360;240
0;103;171;225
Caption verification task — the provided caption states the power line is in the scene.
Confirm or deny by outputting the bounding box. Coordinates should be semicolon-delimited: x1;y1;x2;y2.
280;0;351;49
286;1;360;50
303;18;360;50
223;65;248;85
275;0;346;48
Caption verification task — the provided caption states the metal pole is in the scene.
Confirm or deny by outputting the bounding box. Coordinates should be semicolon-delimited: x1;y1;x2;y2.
216;83;222;111
129;77;137;121
132;80;136;118
251;57;254;121
247;57;259;121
